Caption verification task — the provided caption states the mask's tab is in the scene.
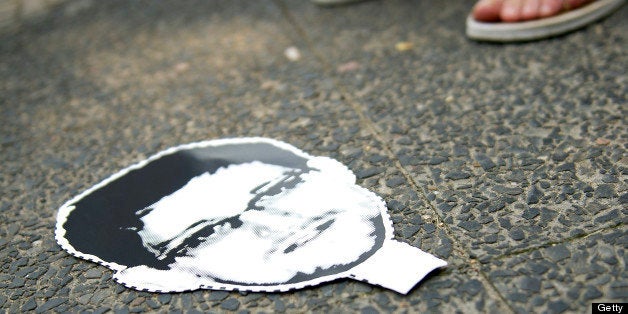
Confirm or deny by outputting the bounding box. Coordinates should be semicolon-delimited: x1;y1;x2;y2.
350;240;447;294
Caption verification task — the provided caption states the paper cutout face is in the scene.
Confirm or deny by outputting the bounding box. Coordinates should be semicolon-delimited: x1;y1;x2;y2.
56;138;446;294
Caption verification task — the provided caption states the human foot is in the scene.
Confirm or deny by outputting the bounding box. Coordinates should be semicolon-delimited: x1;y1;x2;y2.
472;0;597;22
467;0;625;41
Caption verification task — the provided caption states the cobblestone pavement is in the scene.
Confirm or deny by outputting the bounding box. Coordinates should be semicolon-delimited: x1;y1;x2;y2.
1;0;626;313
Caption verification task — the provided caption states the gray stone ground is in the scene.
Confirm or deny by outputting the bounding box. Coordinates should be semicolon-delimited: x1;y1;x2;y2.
1;0;626;313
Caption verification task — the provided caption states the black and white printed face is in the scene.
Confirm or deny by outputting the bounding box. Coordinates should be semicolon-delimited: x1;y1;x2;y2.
133;158;382;286
56;138;388;292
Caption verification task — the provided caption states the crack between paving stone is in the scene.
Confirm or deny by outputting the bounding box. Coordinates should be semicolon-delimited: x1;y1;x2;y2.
271;0;463;249
327;77;517;312
476;269;517;313
272;1;515;312
492;221;625;261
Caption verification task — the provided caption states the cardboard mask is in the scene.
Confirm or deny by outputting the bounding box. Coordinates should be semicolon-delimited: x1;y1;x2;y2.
56;138;446;294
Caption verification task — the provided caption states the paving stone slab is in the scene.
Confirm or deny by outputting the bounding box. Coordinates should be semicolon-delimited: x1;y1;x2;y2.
1;0;626;313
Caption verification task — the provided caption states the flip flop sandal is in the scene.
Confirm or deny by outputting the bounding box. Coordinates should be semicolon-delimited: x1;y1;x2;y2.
466;0;626;42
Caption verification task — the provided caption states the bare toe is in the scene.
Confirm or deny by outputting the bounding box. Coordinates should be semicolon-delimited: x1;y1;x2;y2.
473;0;506;22
539;0;564;17
521;0;542;20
